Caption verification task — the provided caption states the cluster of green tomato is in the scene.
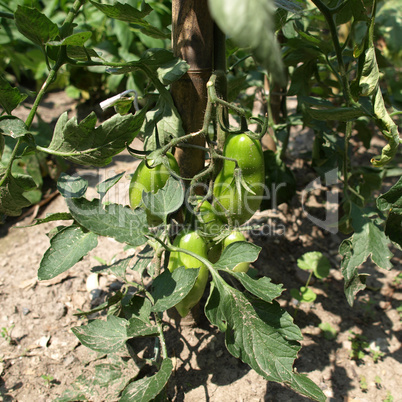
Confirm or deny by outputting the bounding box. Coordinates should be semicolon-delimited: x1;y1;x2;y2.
129;133;264;317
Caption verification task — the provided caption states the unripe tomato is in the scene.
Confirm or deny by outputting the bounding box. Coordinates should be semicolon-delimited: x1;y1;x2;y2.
222;231;249;273
129;152;179;224
168;231;209;317
198;200;225;236
213;133;264;225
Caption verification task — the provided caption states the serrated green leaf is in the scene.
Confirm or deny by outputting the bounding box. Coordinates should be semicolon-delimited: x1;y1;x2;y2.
0;75;28;114
90;0;152;22
205;277;325;401
14;6;59;46
297;251;331;279
228;272;283;303
142;177;184;222
47;31;92;46
340;204;393;305
151;267;199;312
215;242;261;271
89;1;168;39
0;116;29;138
72;315;129;354
96;172;125;200
208;0;284;83
66;197;148;247
57;173;88;198
0;173;35;216
142;94;184;151
119;358;173;402
38;225;98;280
47;109;146;167
156;58;189;86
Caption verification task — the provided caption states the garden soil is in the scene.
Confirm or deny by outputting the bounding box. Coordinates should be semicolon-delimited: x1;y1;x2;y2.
1;92;401;402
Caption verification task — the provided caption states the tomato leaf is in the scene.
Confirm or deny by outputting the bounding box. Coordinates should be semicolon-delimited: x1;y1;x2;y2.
119;358;173;402
66;197;149;247
90;0;153;21
151;267;200;313
57;173;88;198
38;225;98;280
0;75;28;115
47;109;146;167
0;173;36;216
19;212;73;227
90;0;168;39
208;0;284;83
96;172;125;200
14;6;59;47
47;31;92;46
126;316;159;338
0;116;29;138
339;204;394;305
131;245;154;276
142;94;184;151
205;277;326;402
227;272;284;303
142;176;184;223
359;47;379;96
377;176;402;248
215;242;261;271
72;316;130;354
371;86;401;167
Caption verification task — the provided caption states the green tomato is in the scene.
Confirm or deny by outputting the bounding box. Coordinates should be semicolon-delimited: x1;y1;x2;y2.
222;231;249;273
168;231;209;317
213;133;264;225
197;200;225;236
129;152;179;224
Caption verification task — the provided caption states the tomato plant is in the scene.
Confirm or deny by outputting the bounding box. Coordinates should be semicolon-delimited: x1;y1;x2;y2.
0;0;401;401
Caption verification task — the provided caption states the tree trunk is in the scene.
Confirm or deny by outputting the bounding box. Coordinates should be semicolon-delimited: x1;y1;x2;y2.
171;0;214;180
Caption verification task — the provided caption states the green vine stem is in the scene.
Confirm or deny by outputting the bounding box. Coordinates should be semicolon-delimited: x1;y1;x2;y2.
343;120;353;198
310;0;358;107
0;138;22;187
0;11;14;19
